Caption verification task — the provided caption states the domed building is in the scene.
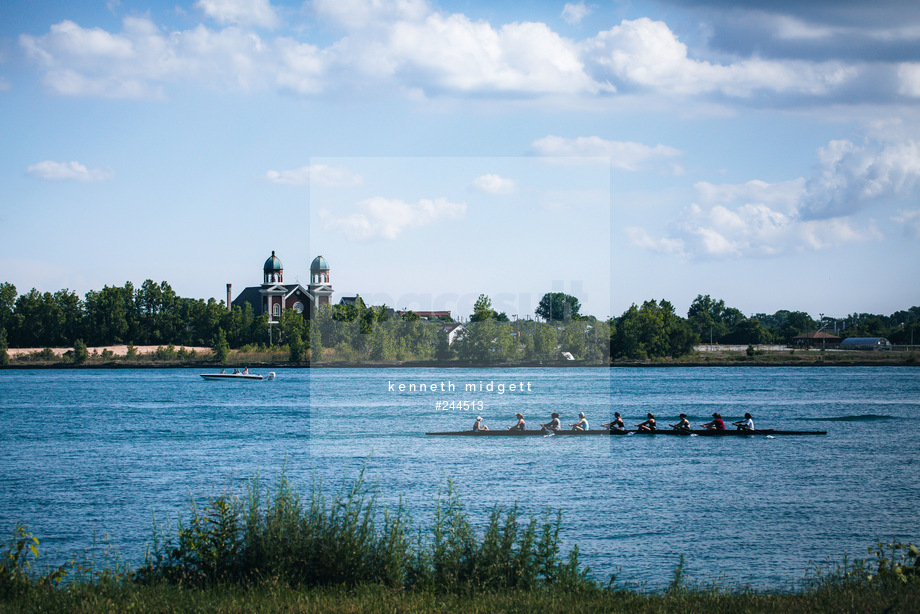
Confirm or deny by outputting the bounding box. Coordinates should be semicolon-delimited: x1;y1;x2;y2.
229;251;332;323
308;255;333;307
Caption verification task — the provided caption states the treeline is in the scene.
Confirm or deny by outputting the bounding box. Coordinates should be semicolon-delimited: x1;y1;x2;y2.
609;295;920;360
308;296;610;363
0;281;269;351
1;281;917;363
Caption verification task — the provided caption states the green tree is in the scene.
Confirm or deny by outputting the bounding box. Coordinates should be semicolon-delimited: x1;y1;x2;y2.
778;311;816;344
73;339;89;364
0;328;9;365
211;329;230;363
536;292;581;322
368;324;395;361
0;282;16;336
612;300;696;360
309;320;324;362
560;321;587;359
721;317;771;345
83;284;133;345
532;323;558;358
454;319;513;363
470;295;493;322
288;329;305;362
435;329;453;361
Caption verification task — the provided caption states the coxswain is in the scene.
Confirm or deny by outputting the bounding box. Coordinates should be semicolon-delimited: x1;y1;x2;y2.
635;413;656;432
473;416;489;431
601;412;627;434
541;412;562;431
732;413;754;431
669;413;691;432
701;413;725;430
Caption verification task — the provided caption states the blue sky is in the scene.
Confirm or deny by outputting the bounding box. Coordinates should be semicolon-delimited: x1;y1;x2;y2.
1;0;919;320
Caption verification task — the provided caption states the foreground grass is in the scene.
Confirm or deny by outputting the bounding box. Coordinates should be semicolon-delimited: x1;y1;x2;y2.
3;467;918;613
3;579;920;613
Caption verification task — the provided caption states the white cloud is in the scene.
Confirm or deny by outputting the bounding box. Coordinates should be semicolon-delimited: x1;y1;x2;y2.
898;63;920;97
472;173;515;194
18;10;872;103
893;208;920;239
314;0;430;30
632;197;877;260
382;14;600;94
802;138;920;220
263;164;362;186
195;0;280;29
562;2;591;25
320;196;466;241
532;135;681;171
625;226;685;255
583;17;856;97
20;17;324;99
26;160;114;182
628;133;920;259
694;178;804;213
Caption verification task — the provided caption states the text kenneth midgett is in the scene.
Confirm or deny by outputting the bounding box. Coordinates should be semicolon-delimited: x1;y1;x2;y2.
387;380;533;394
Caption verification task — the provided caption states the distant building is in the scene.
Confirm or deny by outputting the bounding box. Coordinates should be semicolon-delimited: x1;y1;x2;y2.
840;337;891;350
397;310;452;321
230;251;332;323
437;322;465;345
792;332;841;349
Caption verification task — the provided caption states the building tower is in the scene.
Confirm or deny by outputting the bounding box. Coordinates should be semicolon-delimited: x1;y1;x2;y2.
308;255;333;307
261;250;287;323
263;250;283;285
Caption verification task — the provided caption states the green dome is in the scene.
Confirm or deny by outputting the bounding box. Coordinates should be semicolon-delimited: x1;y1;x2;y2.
263;251;283;271
310;255;329;271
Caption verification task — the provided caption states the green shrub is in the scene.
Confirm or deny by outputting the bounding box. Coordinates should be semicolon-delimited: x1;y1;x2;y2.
153;345;176;361
72;339;89;364
0;523;66;598
135;468;591;594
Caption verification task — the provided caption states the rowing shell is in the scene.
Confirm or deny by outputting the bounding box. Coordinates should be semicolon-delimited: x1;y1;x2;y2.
424;429;827;436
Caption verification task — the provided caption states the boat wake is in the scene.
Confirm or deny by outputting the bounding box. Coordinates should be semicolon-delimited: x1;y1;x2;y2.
804;414;896;422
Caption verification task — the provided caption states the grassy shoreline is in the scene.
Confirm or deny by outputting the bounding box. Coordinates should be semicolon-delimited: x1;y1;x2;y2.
2;468;918;613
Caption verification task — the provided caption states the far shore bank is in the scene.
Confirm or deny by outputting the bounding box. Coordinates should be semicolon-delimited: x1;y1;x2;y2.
2;344;917;369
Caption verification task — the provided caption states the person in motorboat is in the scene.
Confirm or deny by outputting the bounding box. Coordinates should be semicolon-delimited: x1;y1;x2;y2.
242;367;249;375
508;413;526;430
635;413;656;432
732;413;754;431
701;413;725;430
601;412;627;434
233;368;240;374
473;416;489;431
220;368;226;374
541;412;562;431
570;412;589;431
669;413;691;432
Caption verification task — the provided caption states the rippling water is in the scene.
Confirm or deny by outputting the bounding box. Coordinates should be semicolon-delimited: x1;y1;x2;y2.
1;366;918;589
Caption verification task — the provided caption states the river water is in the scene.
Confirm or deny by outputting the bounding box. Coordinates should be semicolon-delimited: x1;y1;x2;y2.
1;366;918;589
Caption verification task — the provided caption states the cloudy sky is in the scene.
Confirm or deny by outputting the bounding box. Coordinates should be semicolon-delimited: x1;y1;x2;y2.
1;0;919;320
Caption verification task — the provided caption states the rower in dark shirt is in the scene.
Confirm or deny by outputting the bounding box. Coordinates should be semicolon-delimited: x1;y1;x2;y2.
541;412;561;431
669;413;691;432
636;413;656;432
601;412;627;434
